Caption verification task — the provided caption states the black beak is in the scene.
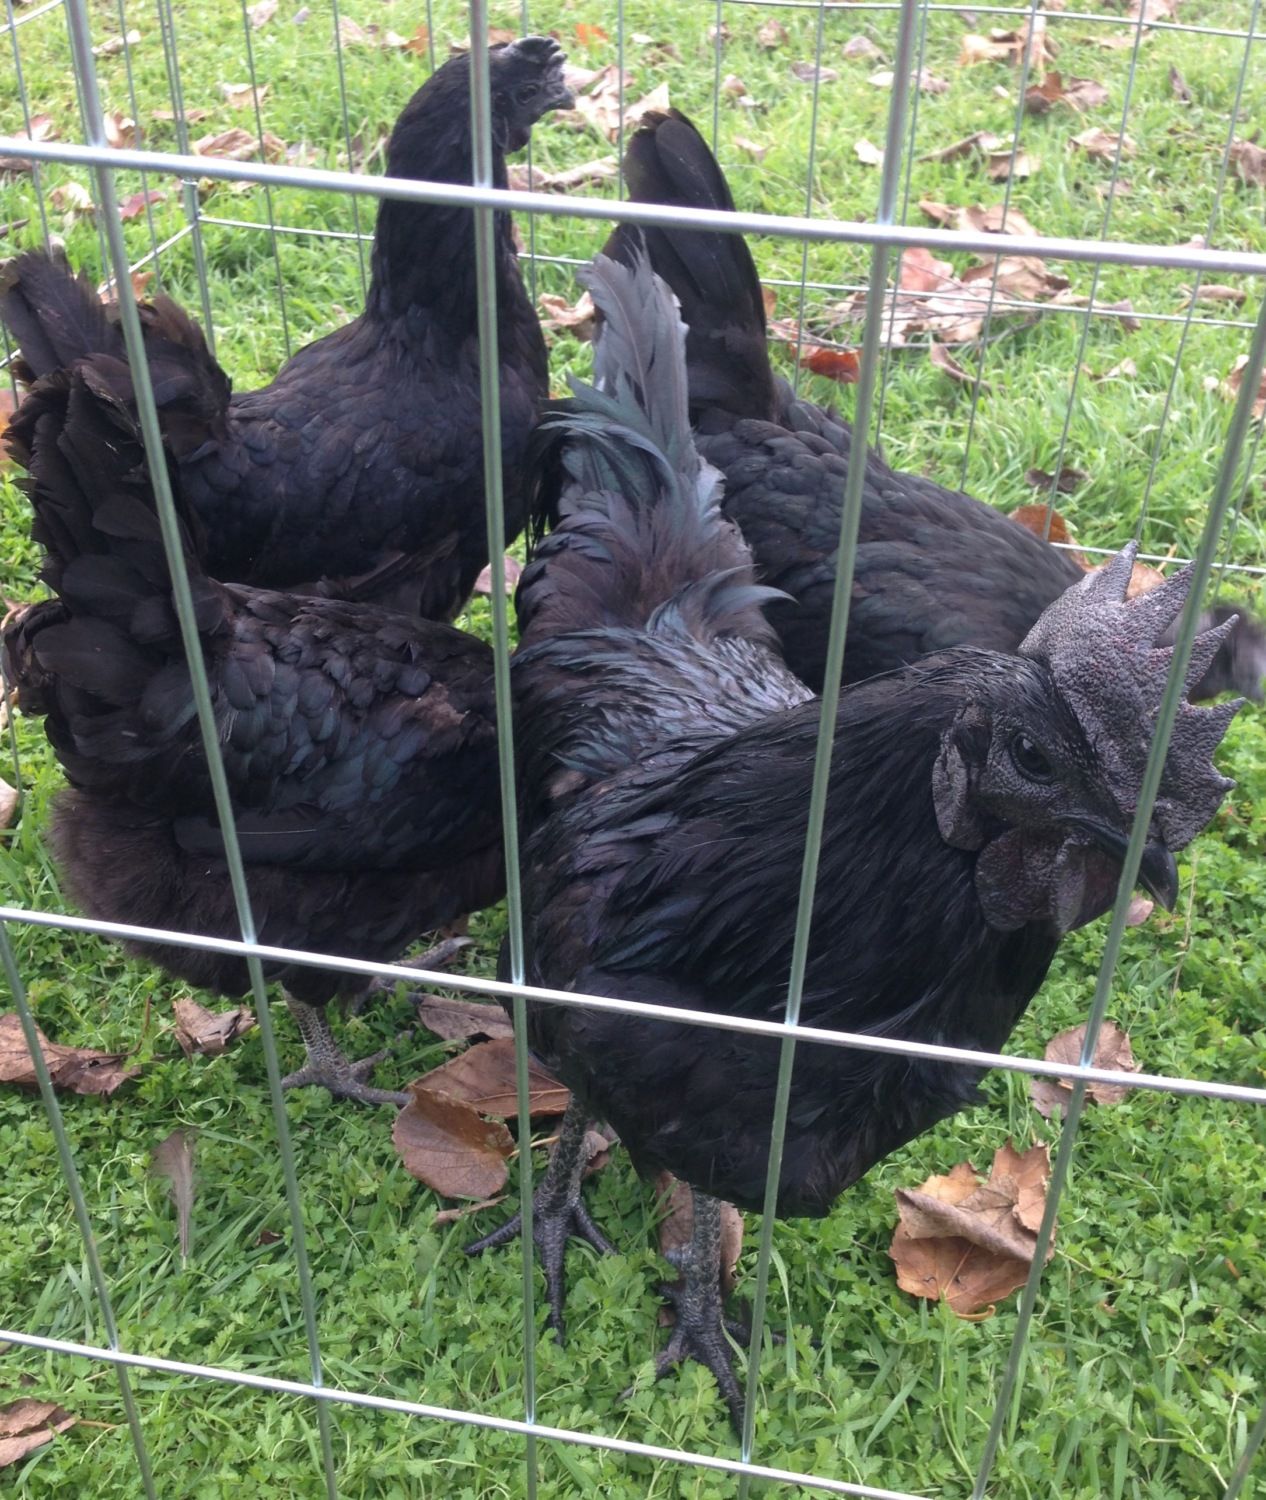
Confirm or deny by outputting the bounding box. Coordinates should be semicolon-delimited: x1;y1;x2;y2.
1084;824;1180;911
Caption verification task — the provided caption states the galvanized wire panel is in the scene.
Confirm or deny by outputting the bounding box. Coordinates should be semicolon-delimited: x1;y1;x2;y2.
0;0;1264;1495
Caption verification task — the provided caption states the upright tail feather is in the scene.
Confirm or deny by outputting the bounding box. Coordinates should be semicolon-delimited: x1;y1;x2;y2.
601;110;777;423
518;245;779;653
0;250;123;381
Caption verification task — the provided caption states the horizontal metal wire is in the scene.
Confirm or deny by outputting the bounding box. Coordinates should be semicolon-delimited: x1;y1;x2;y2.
4;905;1264;1106
5;136;1266;276
0;0;59;36
0;1328;924;1500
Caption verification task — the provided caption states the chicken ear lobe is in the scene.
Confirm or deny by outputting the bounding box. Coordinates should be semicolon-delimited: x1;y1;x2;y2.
932;707;991;850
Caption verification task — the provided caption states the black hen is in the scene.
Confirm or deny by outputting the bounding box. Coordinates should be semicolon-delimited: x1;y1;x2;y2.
471;247;1240;1425
3;363;503;1105
0;38;573;621
601;109;1266;703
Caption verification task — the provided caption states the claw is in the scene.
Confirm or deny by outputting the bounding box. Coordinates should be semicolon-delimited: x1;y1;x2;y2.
343;935;474;1016
282;993;409;1106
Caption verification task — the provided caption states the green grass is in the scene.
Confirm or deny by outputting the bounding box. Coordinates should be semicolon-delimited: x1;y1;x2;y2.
2;0;1266;1495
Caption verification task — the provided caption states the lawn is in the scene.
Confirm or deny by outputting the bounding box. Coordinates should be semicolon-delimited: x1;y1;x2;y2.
1;0;1265;1496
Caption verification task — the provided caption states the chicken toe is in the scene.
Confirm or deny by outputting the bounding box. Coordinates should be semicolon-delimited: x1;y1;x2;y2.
281;995;409;1106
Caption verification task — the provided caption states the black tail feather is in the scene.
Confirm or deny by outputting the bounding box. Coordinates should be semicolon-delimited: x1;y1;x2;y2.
602;110;777;422
0;250;122;381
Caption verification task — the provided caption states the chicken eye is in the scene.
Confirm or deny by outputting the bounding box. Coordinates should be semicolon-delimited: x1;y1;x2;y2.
514;83;538;106
1010;732;1055;784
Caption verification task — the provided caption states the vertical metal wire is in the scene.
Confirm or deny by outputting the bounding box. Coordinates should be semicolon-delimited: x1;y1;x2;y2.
710;0;724;153
735;1;921;1480
327;0;368;297
237;0;292;357
4;0;52;245
110;0;165;283
61;0;113;276
467;7;537;1495
59;2;340;1491
153;0;216;348
1131;0;1261;546
518;0;538;305
1224;1401;1266;1500
0;928;158;1499
970;293;1266;1499
615;0;625;203
787;0;830;399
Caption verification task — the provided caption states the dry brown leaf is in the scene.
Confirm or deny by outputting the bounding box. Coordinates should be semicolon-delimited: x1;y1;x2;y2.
721;73;747;98
0;777;17;828
1181;283;1246;308
575;21;607;47
1070;126;1136;160
620;83;671;137
119;188;164;221
707;21;730;44
0;1012;139;1095
0;1399;77;1470
220;81;269;110
416;995;514;1043
582;1124;617;1179
249;0;277;27
447;27;517;54
1024;466;1087;494
474;555;524;596
1127;0;1177;19
194;127;259;160
92;28;140;57
538;290;595;341
1009;504;1077;549
392;1085;514;1198
655;1172;743;1323
1229;140;1266;188
958;32;1013;65
1220;354;1266;420
1168;64;1191;103
757;17;788;49
402;23;431;56
411;1037;569;1119
172;996;255;1057
1026;72;1108;114
1126;894;1155;924
151;1128;196;1259
103;111;138;150
854;138;883;167
50;182;93;218
508;156;617;193
890;1141;1053;1316
150;107;210;124
1030;1021;1138;1119
930;343;984;388
843;35;881;61
801;346;861;383
899;246;956;293
962;254;1069;301
734;135;767;162
791;60;838;85
919;199;1040;238
1092;356;1138;380
918;130;1002;164
986;148;1038;180
433;1193;506;1225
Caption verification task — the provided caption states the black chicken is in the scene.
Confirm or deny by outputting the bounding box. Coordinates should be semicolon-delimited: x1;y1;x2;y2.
470;247;1240;1424
601;109;1266;703
0;37;572;621
2;362;503;1105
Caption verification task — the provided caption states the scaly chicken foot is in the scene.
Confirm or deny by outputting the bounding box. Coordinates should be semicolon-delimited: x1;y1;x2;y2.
655;1189;746;1429
343;934;474;1016
466;1097;615;1338
281;994;410;1107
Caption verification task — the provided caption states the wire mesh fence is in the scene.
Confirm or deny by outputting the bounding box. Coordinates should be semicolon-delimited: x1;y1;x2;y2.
1;0;1264;1494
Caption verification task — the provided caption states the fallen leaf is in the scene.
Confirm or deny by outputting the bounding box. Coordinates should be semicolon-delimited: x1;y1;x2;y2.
890;1141;1053;1316
416;995;514;1042
220;81;269;110
474;555;524;595
655;1172;743;1320
801;346;861;383
962;254;1069;301
508;156;617;192
1229;140;1266;187
1009;503;1078;548
411;1038;569;1119
403;23;430;56
92;27;140;57
842;35;881;60
255;1227;282;1246
1127;0;1177;19
1025;72;1108;114
103;111;138;150
1168;64;1191;103
538;290;596;340
575;21;607;47
758;17;788;48
392;1085;514;1198
151;1128;196;1259
1091;356;1138;380
1029;1021;1138;1118
248;0;277;28
868;69;894;88
1070;126;1136;160
854;138;883;167
900;246;956;293
958;32;1013;65
172;996;255;1057
919;199;1040;238
734;135;767;162
622;83;671;136
0;1012;139;1095
722;73;747;98
118;188;164;221
918;130;1003;163
1181;284;1246;308
150;107;210;124
582;1124;617;1178
0;777;16;828
707;21;731;44
791;60;838;85
194;127;260;161
433;1193;506;1225
1221;354;1266;420
915;68;951;94
1024;466;1087;493
986;148;1038;180
0;1399;77;1469
930;343;985;388
50;181;94;218
1126;894;1155;925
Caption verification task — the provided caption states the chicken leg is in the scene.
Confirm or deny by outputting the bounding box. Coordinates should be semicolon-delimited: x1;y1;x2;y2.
343;934;474;1016
465;1097;615;1337
656;1188;748;1429
280;993;410;1107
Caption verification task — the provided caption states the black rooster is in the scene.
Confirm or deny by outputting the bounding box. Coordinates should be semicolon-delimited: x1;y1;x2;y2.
0;37;572;621
2;363;503;1105
601;109;1266;703
470;247;1240;1424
